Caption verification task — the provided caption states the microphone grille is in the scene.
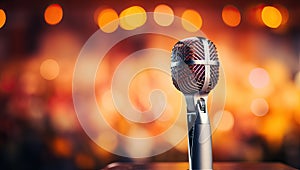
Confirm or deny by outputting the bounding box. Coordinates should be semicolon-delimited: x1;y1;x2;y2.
171;37;219;94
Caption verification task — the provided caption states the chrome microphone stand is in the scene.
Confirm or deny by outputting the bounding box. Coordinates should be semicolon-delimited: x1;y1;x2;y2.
185;93;213;170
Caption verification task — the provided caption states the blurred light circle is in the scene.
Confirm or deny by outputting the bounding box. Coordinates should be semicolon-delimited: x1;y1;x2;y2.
251;98;269;116
40;59;60;80
217;110;234;131
119;9;135;30
119;6;147;30
97;8;119;33
0;9;6;29
181;9;202;32
154;4;174;26
222;5;241;27
44;4;63;25
249;68;270;88
261;6;282;28
52;137;72;157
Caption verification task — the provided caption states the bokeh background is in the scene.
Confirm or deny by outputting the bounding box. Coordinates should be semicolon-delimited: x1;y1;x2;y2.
0;0;300;169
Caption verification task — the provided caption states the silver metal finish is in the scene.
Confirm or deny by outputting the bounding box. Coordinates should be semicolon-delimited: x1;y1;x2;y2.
185;94;212;170
170;37;220;170
170;59;219;68
171;37;219;94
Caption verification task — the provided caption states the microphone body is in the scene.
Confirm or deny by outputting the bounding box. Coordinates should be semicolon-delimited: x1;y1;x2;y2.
171;37;219;170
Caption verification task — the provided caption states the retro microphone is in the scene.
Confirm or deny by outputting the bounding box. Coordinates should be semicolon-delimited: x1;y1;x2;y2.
171;37;219;170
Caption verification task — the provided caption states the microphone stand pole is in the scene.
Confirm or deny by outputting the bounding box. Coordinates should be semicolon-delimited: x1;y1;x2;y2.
185;93;213;170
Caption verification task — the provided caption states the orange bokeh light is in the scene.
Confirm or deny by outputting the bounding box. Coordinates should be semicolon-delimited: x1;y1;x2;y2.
250;98;269;116
0;9;6;29
261;6;282;28
40;59;60;80
154;4;174;26
44;4;63;25
181;9;202;32
52;137;72;157
217;111;234;132
222;5;241;27
97;8;119;33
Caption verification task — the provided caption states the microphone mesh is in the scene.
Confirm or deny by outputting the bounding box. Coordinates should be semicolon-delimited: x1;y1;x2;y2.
171;37;219;94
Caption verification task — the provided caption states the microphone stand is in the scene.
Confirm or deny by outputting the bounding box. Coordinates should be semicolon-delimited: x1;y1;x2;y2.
185;93;213;170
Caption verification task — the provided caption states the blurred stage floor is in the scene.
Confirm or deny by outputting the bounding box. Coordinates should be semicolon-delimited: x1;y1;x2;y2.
103;162;297;170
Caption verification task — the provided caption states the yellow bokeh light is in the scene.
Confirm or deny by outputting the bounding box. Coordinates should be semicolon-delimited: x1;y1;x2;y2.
0;9;6;29
217;111;234;131
40;59;60;80
44;4;63;25
222;5;241;27
249;68;270;88
261;6;282;28
97;8;119;33
250;98;269;117
181;9;202;32
154;4;174;26
119;6;147;30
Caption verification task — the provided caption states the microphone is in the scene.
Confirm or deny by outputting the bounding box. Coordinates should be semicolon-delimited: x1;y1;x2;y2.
171;37;219;170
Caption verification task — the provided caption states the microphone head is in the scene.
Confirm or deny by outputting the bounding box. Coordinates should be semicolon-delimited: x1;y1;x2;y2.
171;37;219;94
